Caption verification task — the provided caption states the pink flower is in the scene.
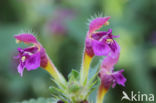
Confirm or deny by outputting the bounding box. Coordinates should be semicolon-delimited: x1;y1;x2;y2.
85;17;119;58
99;53;126;89
14;34;47;76
47;8;75;35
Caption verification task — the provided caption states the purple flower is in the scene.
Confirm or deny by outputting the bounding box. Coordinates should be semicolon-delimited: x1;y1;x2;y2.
99;54;126;89
95;16;126;103
46;8;75;35
85;17;120;58
14;33;66;84
14;34;48;76
48;20;67;35
112;70;126;87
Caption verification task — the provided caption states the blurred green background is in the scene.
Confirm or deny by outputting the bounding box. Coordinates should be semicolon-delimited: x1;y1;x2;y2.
0;0;156;103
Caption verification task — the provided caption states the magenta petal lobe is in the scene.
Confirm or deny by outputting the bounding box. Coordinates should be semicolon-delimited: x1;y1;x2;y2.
17;64;24;77
14;34;37;44
112;70;127;88
25;52;40;71
92;40;110;56
89;16;110;33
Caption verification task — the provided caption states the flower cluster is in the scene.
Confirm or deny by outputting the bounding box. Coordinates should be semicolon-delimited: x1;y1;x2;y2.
13;16;126;103
81;16;126;103
84;16;126;87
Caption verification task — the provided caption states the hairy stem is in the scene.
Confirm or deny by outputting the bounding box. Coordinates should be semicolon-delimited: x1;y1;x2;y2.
80;52;93;85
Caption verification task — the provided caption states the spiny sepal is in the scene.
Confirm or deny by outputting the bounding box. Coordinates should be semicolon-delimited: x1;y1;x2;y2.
49;69;99;103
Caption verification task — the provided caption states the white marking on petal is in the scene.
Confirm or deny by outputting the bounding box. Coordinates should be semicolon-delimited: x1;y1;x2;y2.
21;56;26;62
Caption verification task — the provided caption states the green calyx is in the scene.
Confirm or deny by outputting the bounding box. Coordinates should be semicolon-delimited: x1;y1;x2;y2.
49;69;99;103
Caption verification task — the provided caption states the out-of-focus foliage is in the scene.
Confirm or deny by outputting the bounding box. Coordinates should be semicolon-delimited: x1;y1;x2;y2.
18;98;55;103
0;0;156;103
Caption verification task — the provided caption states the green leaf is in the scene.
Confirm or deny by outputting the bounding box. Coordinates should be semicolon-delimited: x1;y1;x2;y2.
68;82;81;93
49;86;68;101
50;78;67;90
68;69;79;81
49;86;65;95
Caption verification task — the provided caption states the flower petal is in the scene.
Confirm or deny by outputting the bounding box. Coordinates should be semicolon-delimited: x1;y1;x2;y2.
99;69;113;89
24;46;38;53
17;64;24;77
85;38;94;57
14;34;37;44
89;16;111;33
25;52;40;71
112;70;126;88
101;55;119;71
92;40;110;56
109;41;120;58
91;31;107;40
